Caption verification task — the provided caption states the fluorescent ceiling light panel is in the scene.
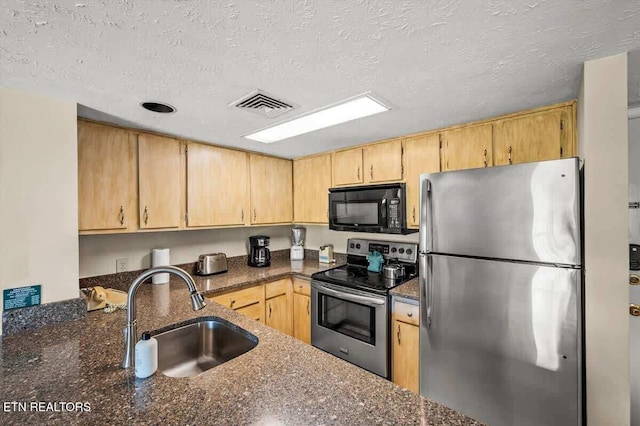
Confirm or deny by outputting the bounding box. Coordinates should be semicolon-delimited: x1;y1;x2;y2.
244;94;390;143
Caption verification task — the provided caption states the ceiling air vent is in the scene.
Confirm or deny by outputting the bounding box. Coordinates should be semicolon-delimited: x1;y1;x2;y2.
230;90;297;119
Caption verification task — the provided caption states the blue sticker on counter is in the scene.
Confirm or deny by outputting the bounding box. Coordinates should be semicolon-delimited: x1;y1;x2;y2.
3;285;41;310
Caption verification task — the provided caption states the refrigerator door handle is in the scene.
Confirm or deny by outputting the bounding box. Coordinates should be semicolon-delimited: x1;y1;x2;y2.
419;178;433;253
419;252;432;328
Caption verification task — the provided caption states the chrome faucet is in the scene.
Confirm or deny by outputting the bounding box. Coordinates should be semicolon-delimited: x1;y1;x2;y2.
122;265;207;369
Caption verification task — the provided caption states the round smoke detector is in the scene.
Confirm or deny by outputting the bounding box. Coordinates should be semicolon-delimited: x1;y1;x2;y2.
140;102;176;113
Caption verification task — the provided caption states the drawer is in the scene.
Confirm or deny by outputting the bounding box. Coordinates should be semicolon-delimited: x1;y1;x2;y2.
210;285;264;310
236;302;263;322
265;278;291;299
394;301;419;326
292;277;311;296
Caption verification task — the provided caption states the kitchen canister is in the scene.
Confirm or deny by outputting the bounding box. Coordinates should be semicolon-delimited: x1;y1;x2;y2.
151;248;170;284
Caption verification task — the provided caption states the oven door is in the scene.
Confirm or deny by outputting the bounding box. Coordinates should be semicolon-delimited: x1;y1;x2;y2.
311;281;389;377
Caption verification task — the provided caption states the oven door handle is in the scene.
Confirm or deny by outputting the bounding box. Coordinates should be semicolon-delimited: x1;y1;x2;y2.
313;283;386;306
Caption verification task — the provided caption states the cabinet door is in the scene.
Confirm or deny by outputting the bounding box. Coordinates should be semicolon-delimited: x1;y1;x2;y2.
333;148;363;186
293;154;332;223
187;143;249;227
403;134;441;228
78;121;136;232
441;124;493;171
364;140;403;183
493;107;573;166
250;154;293;224
293;292;311;344
266;293;292;336
210;285;265;323
392;318;419;393
138;134;183;229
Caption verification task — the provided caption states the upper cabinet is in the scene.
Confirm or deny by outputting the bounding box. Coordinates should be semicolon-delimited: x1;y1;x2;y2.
250;154;293;224
332;148;363;186
403;134;441;228
186;143;249;227
363;140;403;183
493;106;574;166
78;121;137;233
441;124;493;171
293;154;332;223
138;134;183;230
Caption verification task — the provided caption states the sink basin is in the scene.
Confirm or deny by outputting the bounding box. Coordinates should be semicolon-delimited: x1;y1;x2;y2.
152;316;258;378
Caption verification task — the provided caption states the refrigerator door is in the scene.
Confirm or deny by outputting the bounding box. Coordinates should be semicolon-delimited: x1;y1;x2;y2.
419;158;580;265
419;254;581;426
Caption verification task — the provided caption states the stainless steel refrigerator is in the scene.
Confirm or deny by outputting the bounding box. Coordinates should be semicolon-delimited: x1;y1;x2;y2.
419;158;582;426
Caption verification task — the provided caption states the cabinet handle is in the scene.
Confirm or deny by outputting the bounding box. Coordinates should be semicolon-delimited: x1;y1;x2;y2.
253;209;257;221
241;209;244;222
412;206;416;223
508;146;513;165
357;166;360;180
143;206;149;225
307;299;310;315
268;302;272;319
397;324;401;344
483;149;488;167
119;205;124;225
370;164;374;179
407;312;413;317
230;299;235;308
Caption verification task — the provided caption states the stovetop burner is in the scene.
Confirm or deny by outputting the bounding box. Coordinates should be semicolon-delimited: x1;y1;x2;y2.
312;263;416;295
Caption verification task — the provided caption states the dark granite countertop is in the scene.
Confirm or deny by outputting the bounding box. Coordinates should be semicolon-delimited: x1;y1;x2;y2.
390;278;420;301
1;259;480;425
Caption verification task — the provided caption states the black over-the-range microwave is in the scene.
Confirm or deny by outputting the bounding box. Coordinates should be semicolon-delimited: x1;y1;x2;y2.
328;183;418;235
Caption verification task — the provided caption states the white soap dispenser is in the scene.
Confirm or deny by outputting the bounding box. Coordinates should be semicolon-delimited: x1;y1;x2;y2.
135;332;158;379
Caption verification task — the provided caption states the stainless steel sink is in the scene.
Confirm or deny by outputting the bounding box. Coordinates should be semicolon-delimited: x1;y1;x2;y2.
153;317;258;378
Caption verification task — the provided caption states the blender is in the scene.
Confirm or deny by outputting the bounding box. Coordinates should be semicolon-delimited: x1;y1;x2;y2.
290;227;305;260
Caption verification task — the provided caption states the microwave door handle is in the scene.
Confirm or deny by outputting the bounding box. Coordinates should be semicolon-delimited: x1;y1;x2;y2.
381;198;387;226
314;283;385;306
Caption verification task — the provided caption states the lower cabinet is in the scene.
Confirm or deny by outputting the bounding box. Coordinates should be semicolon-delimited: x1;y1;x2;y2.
265;279;293;335
392;299;420;393
210;284;266;323
209;277;312;341
292;278;311;344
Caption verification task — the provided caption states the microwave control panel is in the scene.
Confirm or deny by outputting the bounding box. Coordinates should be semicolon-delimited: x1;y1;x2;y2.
388;199;400;229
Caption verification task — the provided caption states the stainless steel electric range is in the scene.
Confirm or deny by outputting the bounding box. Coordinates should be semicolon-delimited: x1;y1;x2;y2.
310;238;418;378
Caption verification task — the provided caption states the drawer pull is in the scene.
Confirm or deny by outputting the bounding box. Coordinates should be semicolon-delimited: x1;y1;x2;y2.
268;302;272;319
230;299;235;308
407;312;413;317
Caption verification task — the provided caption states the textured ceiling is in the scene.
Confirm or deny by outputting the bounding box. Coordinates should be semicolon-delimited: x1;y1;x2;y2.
2;1;640;158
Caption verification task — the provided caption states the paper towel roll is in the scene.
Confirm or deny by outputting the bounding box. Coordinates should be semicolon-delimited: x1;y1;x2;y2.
151;248;170;284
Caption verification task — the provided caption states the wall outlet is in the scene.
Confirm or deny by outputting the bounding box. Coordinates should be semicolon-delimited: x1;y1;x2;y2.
116;258;128;273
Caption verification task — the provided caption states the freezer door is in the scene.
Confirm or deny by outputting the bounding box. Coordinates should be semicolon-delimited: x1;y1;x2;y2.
419;158;580;265
419;254;581;426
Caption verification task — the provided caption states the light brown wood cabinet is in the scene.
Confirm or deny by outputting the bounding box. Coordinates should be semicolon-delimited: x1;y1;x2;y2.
249;154;293;224
78;121;137;233
292;278;311;344
392;300;419;393
138;134;183;229
364;140;403;183
441;124;493;171
403;134;441;228
293;154;332;223
333;148;363;186
186;143;249;227
265;279;293;335
210;285;265;323
493;106;574;166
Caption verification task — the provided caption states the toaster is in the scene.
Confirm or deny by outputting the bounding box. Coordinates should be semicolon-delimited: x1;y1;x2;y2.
196;253;228;276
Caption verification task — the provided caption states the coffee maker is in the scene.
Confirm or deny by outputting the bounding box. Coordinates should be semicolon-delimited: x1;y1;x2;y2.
249;235;270;267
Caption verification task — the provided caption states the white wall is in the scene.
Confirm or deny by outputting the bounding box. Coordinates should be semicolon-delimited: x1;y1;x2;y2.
0;87;79;334
578;53;630;426
79;225;292;277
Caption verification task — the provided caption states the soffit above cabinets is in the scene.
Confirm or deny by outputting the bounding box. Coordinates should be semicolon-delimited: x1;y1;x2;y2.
2;1;640;158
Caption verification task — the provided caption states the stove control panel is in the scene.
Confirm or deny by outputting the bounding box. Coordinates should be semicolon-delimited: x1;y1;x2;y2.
347;238;418;263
